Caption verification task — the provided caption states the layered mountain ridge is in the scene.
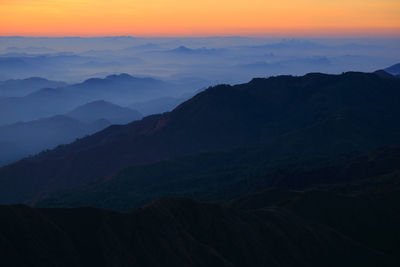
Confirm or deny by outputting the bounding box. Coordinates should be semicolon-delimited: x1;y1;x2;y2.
1;70;400;266
1;71;400;204
0;100;141;166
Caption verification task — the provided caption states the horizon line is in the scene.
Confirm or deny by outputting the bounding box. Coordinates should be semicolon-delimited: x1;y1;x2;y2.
1;27;400;39
1;34;400;39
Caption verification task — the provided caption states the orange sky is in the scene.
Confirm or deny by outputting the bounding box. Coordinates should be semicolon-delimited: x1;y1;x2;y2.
0;0;399;36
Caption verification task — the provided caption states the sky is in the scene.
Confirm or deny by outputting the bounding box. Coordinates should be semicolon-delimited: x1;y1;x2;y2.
0;0;399;37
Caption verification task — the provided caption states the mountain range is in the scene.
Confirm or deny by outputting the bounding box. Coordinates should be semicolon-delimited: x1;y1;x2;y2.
1;71;400;205
1;68;400;266
0;77;67;98
0;73;185;126
2;37;399;85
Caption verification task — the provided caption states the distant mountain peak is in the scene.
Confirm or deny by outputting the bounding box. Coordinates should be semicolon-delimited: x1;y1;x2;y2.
170;45;192;53
87;99;108;104
1;77;50;83
177;45;190;50
82;73;160;85
25;77;50;82
105;73;134;80
169;46;224;54
81;74;134;85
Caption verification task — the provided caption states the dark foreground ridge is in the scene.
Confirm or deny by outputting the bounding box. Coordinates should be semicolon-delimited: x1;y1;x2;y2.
0;197;393;267
23;143;400;267
3;144;400;266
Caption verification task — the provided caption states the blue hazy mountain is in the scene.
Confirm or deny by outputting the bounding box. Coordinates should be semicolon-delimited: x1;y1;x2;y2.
3;46;55;54
168;45;227;55
72;73;175;103
0;115;110;167
0;100;141;166
0;77;67;98
67;100;142;124
0;87;80;126
1;37;399;84
385;63;400;75
0;74;184;126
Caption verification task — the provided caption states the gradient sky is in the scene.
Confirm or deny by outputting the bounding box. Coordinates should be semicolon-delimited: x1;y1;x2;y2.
0;0;399;37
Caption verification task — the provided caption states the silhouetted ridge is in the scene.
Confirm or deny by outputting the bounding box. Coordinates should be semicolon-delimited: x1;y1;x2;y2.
0;198;391;267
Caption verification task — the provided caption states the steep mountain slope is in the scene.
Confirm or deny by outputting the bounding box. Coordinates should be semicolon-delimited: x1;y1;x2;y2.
1;72;400;204
67;100;142;124
0;198;390;267
129;96;186;116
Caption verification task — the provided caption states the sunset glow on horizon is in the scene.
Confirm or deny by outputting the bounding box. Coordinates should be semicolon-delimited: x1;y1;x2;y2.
1;0;400;37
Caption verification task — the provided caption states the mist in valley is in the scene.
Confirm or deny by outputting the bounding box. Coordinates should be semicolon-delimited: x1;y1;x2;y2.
0;36;399;166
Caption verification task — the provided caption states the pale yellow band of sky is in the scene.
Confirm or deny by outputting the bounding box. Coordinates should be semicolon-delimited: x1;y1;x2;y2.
0;0;399;36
